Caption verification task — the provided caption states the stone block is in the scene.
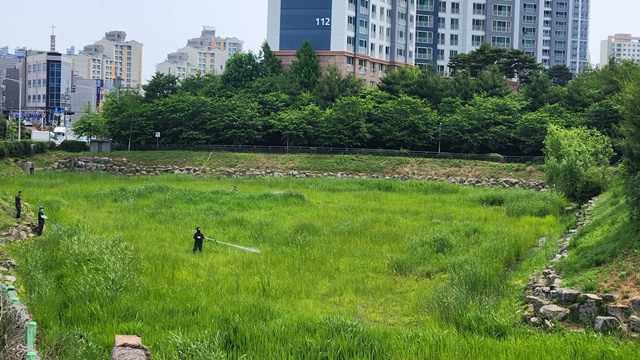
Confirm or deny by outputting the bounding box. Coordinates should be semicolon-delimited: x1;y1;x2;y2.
606;304;631;320
539;304;570;322
594;316;621;333
629;315;640;333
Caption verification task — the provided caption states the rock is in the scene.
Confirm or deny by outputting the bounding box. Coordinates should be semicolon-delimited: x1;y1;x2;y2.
533;298;550;314
594;316;621;333
544;319;555;329
606;304;631;320
530;317;541;325
629;315;640;333
3;275;16;283
602;294;617;303
19;231;27;240
580;293;603;304
539;304;570;321
629;297;640;312
578;300;599;325
560;289;581;305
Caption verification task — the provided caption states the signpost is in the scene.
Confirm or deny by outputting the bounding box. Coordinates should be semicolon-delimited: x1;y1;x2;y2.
155;132;160;149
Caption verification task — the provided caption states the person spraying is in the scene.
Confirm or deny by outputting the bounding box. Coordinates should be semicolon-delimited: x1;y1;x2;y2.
193;227;205;253
37;206;47;235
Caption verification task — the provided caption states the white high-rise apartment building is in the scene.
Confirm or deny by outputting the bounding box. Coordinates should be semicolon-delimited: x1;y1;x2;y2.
156;26;244;80
435;0;590;74
72;31;143;88
268;0;590;81
600;33;640;66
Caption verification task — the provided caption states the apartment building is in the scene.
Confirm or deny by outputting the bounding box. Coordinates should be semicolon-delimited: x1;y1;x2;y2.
600;33;640;66
156;26;244;79
268;0;417;86
268;0;589;82
72;31;143;88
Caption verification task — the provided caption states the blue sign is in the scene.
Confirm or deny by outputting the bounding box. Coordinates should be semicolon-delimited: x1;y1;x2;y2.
280;0;332;51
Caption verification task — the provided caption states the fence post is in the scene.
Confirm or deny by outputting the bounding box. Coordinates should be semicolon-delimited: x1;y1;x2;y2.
11;297;18;306
27;352;36;360
6;285;15;297
27;321;37;350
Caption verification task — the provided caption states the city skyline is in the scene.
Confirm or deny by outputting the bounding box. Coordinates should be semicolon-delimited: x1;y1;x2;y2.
1;0;637;83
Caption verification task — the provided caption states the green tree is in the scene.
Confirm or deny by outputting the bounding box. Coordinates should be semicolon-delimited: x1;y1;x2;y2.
546;65;573;86
319;96;371;147
471;65;512;98
101;90;151;148
513;104;572;154
520;72;565;111
71;104;107;139
616;70;640;219
377;95;439;150
259;41;283;77
314;65;364;108
544;125;614;204
142;72;180;102
443;95;523;153
378;66;421;97
289;40;321;92
269;103;322;147
221;52;261;90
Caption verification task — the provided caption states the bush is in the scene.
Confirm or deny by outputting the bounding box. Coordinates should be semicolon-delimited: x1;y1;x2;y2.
58;140;89;153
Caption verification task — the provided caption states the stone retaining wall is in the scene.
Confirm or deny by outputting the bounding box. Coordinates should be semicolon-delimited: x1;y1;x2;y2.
49;157;548;190
522;198;640;333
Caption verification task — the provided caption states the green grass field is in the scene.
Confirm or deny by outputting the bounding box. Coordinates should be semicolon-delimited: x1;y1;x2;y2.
2;172;639;359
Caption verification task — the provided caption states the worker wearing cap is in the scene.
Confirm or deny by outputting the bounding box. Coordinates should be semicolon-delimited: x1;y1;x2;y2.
37;206;47;235
193;227;205;253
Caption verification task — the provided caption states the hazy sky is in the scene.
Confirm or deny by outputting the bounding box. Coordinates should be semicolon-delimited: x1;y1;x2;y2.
1;0;637;83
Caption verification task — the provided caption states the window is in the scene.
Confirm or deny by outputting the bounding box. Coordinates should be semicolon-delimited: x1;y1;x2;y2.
554;50;566;57
523;3;537;12
417;31;434;44
493;4;512;17
522;39;535;48
437;49;445;61
417;14;434;28
492;20;511;33
472;35;485;46
438;33;445;45
472;19;485;31
398;30;406;44
491;36;511;49
417;0;434;11
450;34;459;46
398;11;407;25
522;27;536;36
358;39;368;54
359;19;369;34
451;2;460;14
348;16;356;31
439;1;446;13
450;50;458;57
416;47;433;60
450;18;459;30
473;3;486;15
523;15;536;25
555;40;566;48
439;17;446;29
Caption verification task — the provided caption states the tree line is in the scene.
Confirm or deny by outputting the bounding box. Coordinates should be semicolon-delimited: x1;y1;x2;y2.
72;41;636;158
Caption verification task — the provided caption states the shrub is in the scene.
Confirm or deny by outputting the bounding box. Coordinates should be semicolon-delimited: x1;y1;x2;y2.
58;140;89;152
544;125;614;204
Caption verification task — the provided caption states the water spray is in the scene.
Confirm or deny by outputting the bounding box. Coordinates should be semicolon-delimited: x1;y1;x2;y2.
205;237;260;253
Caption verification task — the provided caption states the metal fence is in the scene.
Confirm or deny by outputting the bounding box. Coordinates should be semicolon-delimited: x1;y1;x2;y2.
118;144;548;164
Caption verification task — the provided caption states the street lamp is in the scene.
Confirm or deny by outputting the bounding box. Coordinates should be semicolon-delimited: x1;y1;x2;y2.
438;121;442;154
4;77;23;141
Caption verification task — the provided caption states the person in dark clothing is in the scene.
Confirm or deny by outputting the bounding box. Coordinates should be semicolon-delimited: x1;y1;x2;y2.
15;191;22;219
37;206;47;235
193;227;205;253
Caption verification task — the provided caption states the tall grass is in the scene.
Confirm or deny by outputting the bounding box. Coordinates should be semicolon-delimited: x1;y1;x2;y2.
2;173;638;358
